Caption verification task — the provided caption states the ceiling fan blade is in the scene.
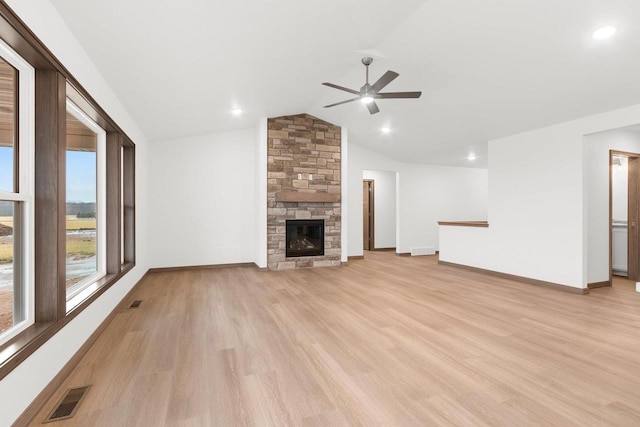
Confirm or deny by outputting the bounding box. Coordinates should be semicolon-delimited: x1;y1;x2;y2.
366;101;380;115
324;97;360;108
376;91;422;99
370;70;399;93
322;82;359;95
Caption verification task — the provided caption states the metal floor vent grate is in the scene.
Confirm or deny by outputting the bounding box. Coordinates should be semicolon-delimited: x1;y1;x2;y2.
129;300;142;308
44;385;90;423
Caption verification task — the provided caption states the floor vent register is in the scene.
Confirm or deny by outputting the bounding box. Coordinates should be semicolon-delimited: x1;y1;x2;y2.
43;386;90;423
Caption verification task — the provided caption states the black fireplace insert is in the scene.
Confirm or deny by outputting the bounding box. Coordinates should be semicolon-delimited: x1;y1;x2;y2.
286;219;324;257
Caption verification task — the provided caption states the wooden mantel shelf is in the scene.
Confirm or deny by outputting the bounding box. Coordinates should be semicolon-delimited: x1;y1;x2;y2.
438;220;489;228
275;192;340;203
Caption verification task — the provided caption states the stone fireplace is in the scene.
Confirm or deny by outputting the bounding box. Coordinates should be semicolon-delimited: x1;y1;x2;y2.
267;114;341;270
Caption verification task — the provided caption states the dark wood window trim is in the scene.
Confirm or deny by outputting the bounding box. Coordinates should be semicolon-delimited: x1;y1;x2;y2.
106;132;122;274
0;2;137;380
34;69;67;323
122;142;135;264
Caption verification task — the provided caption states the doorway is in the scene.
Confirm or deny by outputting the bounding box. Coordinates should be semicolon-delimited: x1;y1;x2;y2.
362;170;398;253
610;150;640;282
363;179;374;250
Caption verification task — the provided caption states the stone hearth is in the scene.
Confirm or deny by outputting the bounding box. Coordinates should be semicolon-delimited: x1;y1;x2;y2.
267;114;341;270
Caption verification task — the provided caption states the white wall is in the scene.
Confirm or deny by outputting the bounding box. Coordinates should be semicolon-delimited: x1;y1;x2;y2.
363;170;397;249
147;129;257;268
440;103;640;289
585;129;640;283
397;163;488;254
348;143;488;257
0;1;150;425
440;124;584;286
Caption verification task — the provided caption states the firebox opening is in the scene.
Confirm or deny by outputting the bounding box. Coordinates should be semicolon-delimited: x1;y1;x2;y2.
286;219;324;258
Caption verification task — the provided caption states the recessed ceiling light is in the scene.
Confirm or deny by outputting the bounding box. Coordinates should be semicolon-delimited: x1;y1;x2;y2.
381;127;391;134
231;108;243;116
467;153;476;161
593;25;616;40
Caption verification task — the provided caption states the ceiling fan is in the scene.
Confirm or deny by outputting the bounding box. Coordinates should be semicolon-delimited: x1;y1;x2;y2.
322;57;422;115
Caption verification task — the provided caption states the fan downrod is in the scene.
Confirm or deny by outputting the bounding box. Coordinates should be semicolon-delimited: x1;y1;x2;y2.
361;57;373;86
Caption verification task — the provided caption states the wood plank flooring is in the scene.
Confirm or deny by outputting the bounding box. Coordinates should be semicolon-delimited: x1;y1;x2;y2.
29;252;640;426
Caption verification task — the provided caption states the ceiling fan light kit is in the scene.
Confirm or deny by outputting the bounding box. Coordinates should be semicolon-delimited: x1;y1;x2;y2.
322;57;422;115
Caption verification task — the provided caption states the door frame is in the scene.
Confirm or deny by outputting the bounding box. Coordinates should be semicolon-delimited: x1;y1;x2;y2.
609;149;640;284
363;179;375;251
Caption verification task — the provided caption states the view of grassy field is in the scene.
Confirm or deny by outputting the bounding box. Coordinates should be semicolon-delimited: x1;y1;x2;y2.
66;235;97;257
0;216;97;264
66;215;97;230
0;215;96;229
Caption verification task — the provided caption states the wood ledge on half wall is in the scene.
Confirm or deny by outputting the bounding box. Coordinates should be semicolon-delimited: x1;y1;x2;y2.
275;192;340;203
437;220;489;227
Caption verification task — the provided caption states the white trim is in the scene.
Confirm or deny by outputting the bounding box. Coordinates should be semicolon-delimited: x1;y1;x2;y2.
0;192;27;201
341;127;348;263
0;37;35;345
64;99;107;309
255;118;267;268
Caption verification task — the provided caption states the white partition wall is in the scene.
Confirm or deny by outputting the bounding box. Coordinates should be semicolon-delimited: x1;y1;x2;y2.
440;103;640;289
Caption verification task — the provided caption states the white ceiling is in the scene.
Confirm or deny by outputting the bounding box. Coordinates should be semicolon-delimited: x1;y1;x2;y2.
49;0;640;168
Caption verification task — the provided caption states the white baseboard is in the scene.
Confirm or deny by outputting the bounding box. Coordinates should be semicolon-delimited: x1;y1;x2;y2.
410;246;435;256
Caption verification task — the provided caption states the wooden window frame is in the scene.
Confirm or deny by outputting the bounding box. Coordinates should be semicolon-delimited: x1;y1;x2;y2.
0;2;136;380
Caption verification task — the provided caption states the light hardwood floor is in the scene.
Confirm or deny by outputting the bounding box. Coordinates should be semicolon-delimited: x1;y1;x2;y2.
29;252;640;426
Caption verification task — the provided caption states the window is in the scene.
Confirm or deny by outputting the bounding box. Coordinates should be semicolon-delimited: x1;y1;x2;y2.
65;100;106;309
0;38;34;344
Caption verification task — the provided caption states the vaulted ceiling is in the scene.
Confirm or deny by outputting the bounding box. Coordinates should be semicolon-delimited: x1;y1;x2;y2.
49;0;640;167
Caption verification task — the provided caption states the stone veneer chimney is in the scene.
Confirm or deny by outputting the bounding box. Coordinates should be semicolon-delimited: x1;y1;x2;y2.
267;114;341;270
